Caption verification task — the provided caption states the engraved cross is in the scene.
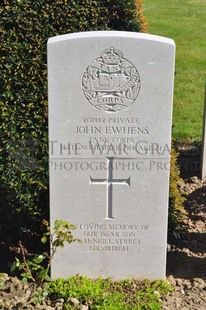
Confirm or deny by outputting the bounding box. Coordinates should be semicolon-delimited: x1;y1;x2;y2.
90;157;130;219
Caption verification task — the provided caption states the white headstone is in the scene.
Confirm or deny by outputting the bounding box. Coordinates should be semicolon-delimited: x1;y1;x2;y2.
48;31;175;279
201;82;206;180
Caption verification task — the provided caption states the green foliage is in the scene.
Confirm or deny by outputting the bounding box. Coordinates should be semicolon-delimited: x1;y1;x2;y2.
48;276;173;309
0;0;141;237
168;144;187;239
0;281;5;289
103;0;141;32
0;274;8;289
10;254;48;283
10;220;79;283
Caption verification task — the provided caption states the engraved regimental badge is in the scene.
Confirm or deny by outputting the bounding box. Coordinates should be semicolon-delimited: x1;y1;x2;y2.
82;47;141;112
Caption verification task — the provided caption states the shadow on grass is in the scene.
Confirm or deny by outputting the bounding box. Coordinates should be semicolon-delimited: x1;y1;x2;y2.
176;141;202;179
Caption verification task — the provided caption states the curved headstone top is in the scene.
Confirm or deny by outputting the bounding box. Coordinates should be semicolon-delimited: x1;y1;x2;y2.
48;31;175;280
48;31;175;46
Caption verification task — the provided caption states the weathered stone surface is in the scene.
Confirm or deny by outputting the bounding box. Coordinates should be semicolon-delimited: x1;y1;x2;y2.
48;31;175;279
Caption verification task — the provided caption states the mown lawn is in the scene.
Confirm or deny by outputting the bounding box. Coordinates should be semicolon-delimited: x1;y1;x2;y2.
143;0;206;140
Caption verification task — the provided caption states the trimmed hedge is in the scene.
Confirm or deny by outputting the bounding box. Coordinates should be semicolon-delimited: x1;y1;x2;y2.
0;0;141;238
0;0;185;242
168;144;186;239
136;0;148;33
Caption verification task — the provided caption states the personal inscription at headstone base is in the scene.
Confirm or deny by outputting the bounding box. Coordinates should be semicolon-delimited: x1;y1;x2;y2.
48;31;175;279
201;82;206;180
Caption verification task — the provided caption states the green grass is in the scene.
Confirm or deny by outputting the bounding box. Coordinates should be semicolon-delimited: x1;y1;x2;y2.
143;0;206;140
47;276;173;309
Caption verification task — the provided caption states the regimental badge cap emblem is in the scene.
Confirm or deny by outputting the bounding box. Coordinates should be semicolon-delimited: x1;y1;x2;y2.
82;47;141;112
